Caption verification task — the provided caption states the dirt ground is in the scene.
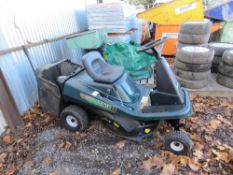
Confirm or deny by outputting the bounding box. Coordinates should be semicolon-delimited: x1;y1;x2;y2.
0;95;233;175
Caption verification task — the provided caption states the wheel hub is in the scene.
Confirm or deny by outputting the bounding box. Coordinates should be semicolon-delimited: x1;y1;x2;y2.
66;115;78;128
170;141;184;152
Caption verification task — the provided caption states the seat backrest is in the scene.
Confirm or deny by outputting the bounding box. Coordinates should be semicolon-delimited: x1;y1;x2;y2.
82;51;106;77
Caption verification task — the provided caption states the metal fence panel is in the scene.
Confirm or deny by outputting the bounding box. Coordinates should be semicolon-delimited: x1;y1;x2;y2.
0;0;87;114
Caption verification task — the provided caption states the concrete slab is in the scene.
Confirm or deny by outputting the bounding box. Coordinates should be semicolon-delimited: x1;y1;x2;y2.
187;73;233;97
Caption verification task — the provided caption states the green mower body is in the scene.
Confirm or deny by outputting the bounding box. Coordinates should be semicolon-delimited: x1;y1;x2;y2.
37;39;193;154
37;52;191;142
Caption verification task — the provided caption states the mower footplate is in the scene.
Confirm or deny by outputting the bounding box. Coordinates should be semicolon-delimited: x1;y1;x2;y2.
105;120;159;142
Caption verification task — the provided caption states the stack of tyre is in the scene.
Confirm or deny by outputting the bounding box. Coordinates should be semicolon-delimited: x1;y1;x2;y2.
208;42;233;73
217;50;233;89
175;46;214;89
177;19;212;49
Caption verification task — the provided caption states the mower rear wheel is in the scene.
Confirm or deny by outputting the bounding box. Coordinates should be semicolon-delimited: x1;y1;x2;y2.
164;131;192;155
60;105;89;132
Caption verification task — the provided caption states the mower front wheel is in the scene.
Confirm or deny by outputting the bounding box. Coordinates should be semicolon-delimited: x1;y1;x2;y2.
164;131;192;155
60;105;89;132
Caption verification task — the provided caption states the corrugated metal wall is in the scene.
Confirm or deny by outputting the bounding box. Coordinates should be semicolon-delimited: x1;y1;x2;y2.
0;0;88;114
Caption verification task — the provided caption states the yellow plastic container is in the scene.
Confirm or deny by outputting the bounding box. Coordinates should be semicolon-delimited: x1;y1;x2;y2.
137;0;204;24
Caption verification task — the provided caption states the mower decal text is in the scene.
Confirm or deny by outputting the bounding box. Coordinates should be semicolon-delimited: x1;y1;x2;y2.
80;93;116;112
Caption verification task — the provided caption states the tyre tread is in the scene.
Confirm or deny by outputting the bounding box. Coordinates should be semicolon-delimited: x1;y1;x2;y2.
217;73;233;89
208;42;233;56
175;59;211;72
176;46;214;64
178;33;210;44
176;76;208;89
164;131;192;155
218;62;233;78
175;68;210;80
180;19;212;35
222;50;233;66
60;105;89;131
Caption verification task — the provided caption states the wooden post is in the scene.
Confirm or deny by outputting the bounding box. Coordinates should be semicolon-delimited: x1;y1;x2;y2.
0;69;23;131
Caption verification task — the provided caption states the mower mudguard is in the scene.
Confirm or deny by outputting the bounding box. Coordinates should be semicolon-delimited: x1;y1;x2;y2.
118;89;192;121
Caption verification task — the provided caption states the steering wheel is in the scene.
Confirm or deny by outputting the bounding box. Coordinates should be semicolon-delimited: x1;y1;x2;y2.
137;36;168;52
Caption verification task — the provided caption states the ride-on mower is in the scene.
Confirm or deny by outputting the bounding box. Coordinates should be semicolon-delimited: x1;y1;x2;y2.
37;38;193;155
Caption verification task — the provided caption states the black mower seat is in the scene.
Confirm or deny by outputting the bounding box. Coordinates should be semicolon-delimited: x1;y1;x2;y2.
82;51;124;83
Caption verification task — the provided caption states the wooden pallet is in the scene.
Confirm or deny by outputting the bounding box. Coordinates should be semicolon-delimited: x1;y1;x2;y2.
136;64;155;85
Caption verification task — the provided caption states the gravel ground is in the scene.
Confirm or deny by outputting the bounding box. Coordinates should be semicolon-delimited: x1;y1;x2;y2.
0;96;232;175
17;122;161;175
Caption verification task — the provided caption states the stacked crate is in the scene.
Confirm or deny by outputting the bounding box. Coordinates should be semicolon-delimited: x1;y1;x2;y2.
87;2;136;43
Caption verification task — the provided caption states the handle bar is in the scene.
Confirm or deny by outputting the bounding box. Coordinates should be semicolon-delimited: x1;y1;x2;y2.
137;36;168;52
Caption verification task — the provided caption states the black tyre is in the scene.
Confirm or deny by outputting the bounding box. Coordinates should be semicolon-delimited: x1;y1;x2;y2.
208;42;233;56
176;46;214;64
178;33;210;44
175;68;210;80
180;19;212;35
217;73;233;89
164;131;192;155
175;59;211;72
176;42;207;49
176;42;191;49
176;76;208;89
218;62;233;78
211;63;219;73
212;56;222;65
222;50;233;66
60;105;89;132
